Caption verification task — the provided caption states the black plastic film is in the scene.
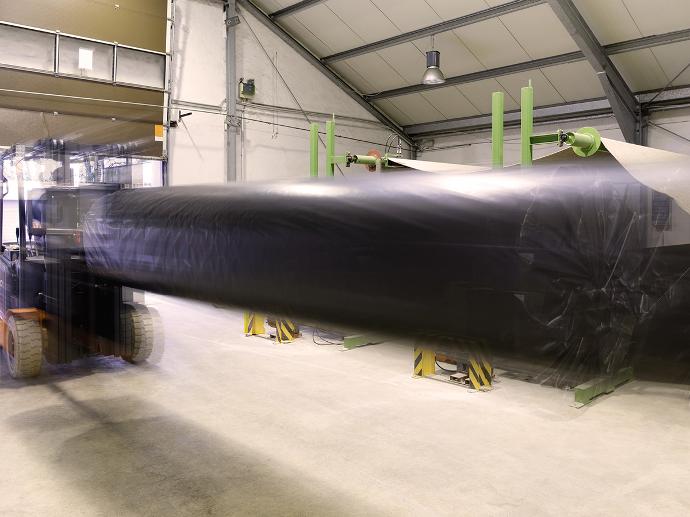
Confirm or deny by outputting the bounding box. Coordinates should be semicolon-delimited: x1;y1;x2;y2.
83;163;690;383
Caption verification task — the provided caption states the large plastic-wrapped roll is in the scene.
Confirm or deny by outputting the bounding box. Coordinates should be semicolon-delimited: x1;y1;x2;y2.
84;165;649;379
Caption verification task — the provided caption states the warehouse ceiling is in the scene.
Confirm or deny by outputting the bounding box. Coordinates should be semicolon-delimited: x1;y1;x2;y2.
248;0;690;136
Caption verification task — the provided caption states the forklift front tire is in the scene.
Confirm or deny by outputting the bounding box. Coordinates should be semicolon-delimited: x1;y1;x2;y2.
120;303;154;364
4;316;43;379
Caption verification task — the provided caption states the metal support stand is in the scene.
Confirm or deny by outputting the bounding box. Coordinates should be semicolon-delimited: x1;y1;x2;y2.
244;312;265;335
413;347;435;377
275;319;298;343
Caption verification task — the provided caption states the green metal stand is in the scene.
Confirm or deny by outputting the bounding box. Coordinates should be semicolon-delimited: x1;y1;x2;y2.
326;117;335;176
492;91;504;168
309;123;319;177
520;80;534;167
491;79;604;169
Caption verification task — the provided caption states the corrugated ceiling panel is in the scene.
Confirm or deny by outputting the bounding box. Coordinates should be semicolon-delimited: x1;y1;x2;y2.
385;93;446;123
495;70;565;106
412;31;485;78
338;53;407;92
326;0;401;44
293;4;364;54
611;49;669;91
370;0;441;32
541;60;605;101
454;18;531;68
329;61;377;93
373;99;414;125
424;0;491;21
457;78;520;112
376;43;425;85
621;0;690;36
499;4;579;59
573;0;640;45
278;17;333;57
421;86;481;119
649;40;690;87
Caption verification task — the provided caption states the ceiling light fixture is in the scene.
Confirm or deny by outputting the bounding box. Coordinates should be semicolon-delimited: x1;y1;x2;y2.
421;35;445;85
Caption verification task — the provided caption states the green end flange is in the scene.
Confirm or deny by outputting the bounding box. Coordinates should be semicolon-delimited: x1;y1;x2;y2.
571;127;602;157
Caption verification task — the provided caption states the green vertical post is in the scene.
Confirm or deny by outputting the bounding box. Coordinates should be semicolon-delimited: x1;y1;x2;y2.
491;91;504;169
521;80;533;167
309;123;319;177
326;116;335;176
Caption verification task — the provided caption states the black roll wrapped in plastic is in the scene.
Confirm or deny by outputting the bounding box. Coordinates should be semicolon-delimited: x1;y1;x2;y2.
83;161;687;381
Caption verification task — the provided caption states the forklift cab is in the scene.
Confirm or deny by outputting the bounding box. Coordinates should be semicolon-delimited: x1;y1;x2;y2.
0;141;159;378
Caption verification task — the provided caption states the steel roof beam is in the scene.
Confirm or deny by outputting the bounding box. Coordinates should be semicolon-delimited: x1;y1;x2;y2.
404;87;690;137
605;27;690;54
322;0;543;64
364;27;690;101
405;98;613;136
270;0;325;19
546;0;640;143
364;51;583;101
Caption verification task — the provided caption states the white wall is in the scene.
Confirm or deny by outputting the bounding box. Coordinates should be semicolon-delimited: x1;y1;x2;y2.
167;0;226;185
167;0;404;186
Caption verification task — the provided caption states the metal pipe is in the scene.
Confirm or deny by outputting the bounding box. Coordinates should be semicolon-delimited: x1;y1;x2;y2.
520;80;533;167
351;155;377;166
225;0;238;182
309;123;319;177
163;0;176;183
567;131;595;149
491;91;504;168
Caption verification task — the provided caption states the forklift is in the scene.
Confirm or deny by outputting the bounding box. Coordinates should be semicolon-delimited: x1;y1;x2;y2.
0;140;159;378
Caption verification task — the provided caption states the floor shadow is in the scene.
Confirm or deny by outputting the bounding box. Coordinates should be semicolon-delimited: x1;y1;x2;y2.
5;387;379;516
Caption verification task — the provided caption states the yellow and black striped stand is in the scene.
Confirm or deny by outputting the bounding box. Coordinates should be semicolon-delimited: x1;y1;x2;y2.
244;312;265;336
276;319;298;343
467;347;493;391
413;347;436;377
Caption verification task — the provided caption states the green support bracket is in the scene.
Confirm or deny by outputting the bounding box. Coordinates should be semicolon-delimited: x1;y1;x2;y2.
309;122;319;177
326;116;335;176
492;91;504;169
573;367;634;407
530;133;559;145
520;80;533;167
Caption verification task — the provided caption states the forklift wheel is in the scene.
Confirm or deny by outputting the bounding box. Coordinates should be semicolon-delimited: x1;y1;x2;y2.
120;303;154;364
4;316;43;379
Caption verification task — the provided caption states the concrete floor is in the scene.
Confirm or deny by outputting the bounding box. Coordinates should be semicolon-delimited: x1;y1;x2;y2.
1;294;690;516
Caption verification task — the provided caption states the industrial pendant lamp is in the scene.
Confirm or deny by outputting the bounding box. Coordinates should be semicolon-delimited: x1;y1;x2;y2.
421;35;445;85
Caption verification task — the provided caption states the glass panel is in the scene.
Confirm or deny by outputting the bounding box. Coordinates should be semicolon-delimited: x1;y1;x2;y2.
0;24;55;72
116;47;165;89
58;36;114;81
